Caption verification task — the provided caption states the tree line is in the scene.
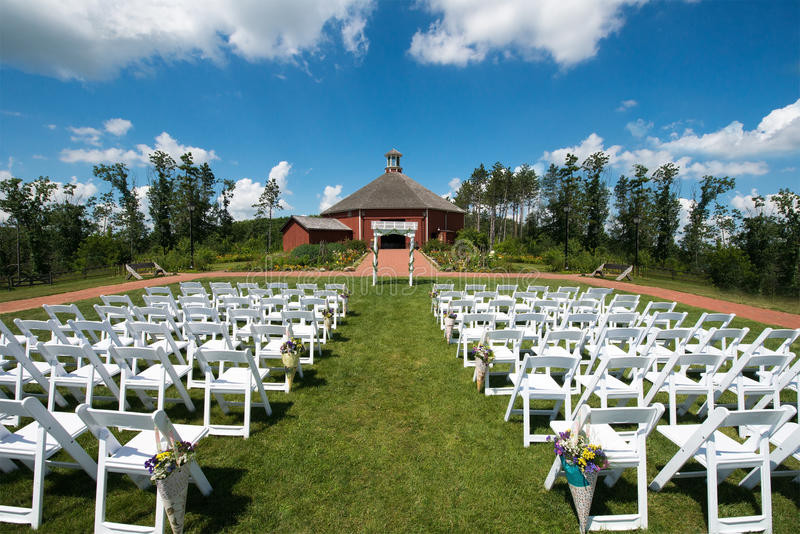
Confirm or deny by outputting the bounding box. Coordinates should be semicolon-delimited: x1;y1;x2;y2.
0;151;284;276
452;152;800;296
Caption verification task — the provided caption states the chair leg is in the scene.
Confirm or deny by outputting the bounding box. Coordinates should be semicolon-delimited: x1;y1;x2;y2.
544;456;561;490
31;428;47;529
187;460;212;496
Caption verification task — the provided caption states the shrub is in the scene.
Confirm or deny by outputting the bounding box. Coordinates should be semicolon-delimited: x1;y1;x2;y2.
343;239;367;253
422;240;452;253
706;246;755;290
494;238;526;256
290;244;320;265
456;228;489;251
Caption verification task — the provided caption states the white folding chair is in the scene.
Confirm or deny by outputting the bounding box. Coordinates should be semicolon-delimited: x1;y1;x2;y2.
127;321;189;365
636;300;676;326
14;319;79;358
483;329;524;396
739;414;800;489
36;341;124;409
42;304;88;336
93;305;137;340
650;406;792;534
193;348;271;438
607;294;640;313
281;310;320;363
100;294;137;311
457;313;495;362
142;294;184;322
572;354;653;419
545;404;665;531
250;324;302;392
504;353;581;446
76;404;212;534
0;398;97;529
67;319;134;359
0;340;69;424
144;286;175;298
684;326;748;363
689;312;735;343
643;351;725;425
108;346;194;412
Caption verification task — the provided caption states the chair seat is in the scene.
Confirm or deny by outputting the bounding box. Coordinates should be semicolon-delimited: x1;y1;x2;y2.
198;339;242;351
644;370;712;391
523;373;565;396
256;340;283;360
0;360;50;383
0;412;87;458
550;421;640;464
657;424;763;466
149;338;189;353
210;367;270;390
104;424;209;473
56;363;119;385
125;364;191;388
92;336;134;352
575;374;639;396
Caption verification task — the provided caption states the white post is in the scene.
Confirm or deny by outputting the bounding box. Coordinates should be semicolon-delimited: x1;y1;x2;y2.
409;235;415;286
372;235;378;286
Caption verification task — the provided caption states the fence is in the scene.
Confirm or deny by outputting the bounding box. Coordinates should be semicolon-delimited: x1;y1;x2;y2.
6;264;123;290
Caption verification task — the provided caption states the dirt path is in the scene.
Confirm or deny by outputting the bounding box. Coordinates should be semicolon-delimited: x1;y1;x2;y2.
1;264;797;328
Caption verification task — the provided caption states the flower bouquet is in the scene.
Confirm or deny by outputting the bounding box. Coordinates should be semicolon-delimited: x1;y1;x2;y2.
429;290;439;312
280;337;305;391
339;289;350;316
444;310;457;342
548;428;608;534
144;439;197;534
470;343;493;391
321;307;334;337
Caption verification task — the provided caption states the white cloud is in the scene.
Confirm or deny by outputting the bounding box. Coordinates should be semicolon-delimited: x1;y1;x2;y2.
731;188;781;217
69;126;102;146
654;98;800;159
319;184;343;212
625;118;653;138
542;132;769;180
104;118;133;136
0;156;15;180
268;161;293;195
0;0;375;80
677;197;693;235
60;131;218;166
32;154;46;160
45;124;57;130
222;177;293;221
442;177;461;198
53;177;99;202
616;99;637;112
409;0;646;67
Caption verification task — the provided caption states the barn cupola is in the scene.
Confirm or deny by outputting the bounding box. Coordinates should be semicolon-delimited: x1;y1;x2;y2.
384;148;403;173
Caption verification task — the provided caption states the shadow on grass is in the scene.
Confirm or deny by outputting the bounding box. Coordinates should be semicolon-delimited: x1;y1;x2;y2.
294;368;327;391
188;466;249;531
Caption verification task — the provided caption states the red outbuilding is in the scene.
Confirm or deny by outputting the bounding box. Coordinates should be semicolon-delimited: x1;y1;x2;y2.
281;215;353;251
319;149;465;249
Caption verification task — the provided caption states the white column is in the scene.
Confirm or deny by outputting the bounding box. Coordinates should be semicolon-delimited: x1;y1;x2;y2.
372;234;379;286
409;235;415;286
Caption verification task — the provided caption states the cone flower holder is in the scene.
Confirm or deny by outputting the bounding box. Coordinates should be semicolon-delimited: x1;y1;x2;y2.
561;458;598;534
475;358;488;391
282;351;299;392
157;466;190;534
444;317;455;343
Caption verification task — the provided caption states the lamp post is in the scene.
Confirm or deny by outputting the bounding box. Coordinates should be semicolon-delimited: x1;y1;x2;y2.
633;215;641;276
188;202;195;270
563;204;571;270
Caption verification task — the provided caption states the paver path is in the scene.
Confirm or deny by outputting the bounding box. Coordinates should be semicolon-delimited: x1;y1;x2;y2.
0;261;797;328
353;249;436;277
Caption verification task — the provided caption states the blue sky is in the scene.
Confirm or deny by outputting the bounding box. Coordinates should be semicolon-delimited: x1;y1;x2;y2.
1;0;798;223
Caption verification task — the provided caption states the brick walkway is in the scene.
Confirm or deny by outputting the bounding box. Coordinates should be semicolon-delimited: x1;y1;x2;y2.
353;249;436;277
1;259;797;328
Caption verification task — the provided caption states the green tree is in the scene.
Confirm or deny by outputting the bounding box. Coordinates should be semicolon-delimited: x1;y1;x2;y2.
49;183;93;269
0;176;57;274
469;163;488;231
148;150;177;254
681;175;735;268
581;152;610;252
218;178;236;239
650;162;681;263
253;177;281;253
93;163;147;262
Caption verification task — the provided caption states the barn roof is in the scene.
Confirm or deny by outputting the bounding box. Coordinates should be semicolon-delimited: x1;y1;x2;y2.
320;172;465;215
281;215;353;233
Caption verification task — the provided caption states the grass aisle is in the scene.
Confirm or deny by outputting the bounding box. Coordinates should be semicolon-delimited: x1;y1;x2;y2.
1;277;798;532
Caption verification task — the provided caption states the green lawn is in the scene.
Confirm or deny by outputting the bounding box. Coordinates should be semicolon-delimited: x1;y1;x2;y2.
0;274;137;303
1;276;798;532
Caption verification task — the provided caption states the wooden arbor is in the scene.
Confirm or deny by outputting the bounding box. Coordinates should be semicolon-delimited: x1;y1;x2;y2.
371;221;418;286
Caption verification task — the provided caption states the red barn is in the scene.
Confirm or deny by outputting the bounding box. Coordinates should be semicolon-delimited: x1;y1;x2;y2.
319;149;465;249
281;216;353;251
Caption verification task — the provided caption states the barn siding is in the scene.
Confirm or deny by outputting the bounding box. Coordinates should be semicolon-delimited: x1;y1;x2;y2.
282;222;353;251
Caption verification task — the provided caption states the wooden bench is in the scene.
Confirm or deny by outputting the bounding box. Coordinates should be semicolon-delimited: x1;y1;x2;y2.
125;261;169;280
587;262;633;281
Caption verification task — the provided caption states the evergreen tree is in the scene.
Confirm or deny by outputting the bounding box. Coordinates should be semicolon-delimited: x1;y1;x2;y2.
148;150;177;254
581;152;610;252
93;163;147;262
253;177;281;253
